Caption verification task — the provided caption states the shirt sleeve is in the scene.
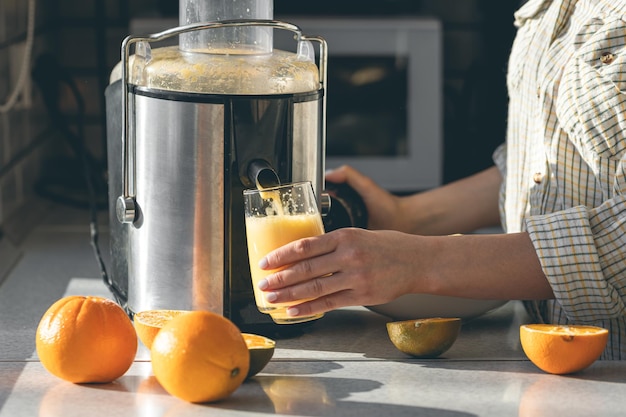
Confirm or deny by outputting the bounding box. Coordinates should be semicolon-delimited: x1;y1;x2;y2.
525;15;626;322
525;200;626;321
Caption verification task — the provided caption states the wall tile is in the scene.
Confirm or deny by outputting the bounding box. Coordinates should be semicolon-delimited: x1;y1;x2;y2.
2;0;17;40
0;48;8;105
0;1;6;43
1;163;23;222
0;0;51;233
58;28;98;68
57;0;96;19
0;112;8;166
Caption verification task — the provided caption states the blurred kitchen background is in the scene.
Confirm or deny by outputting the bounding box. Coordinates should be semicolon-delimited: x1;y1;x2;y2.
0;0;519;254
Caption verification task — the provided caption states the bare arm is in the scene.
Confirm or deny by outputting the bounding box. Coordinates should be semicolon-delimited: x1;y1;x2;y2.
326;165;502;236
258;228;554;318
399;166;502;235
420;232;553;300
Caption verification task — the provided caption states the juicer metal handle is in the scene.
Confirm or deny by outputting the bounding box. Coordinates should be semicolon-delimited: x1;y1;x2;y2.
116;19;328;224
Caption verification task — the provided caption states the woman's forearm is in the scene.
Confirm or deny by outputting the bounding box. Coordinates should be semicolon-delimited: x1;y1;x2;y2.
400;166;503;236
417;231;554;300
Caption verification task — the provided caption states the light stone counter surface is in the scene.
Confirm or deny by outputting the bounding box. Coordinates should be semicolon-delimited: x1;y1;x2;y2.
1;205;626;416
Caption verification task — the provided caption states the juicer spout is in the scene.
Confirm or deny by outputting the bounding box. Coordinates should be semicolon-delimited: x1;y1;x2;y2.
248;160;281;189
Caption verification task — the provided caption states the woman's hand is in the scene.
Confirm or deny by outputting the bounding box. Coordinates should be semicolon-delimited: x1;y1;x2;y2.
326;166;406;231
257;227;427;318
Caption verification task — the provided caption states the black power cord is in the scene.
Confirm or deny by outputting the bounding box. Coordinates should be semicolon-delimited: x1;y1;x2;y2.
31;54;126;308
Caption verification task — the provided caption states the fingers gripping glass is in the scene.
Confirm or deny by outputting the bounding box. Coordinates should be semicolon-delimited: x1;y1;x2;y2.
243;181;325;324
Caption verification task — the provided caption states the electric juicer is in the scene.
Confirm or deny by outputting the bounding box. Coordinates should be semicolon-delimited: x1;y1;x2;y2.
104;0;366;333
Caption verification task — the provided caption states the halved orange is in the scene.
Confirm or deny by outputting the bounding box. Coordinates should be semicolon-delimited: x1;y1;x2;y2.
520;324;608;374
133;309;189;349
242;333;276;378
386;317;461;358
133;309;275;377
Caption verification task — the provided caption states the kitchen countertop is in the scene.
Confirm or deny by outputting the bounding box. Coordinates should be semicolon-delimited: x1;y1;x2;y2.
1;204;626;417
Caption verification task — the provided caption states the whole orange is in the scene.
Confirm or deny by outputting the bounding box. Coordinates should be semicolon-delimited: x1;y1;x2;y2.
520;324;608;374
150;311;249;403
36;295;137;383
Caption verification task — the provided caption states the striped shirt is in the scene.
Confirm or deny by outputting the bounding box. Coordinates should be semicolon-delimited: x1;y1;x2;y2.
494;0;626;359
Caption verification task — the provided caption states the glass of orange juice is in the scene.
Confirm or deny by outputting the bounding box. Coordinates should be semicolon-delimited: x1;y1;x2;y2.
243;181;325;324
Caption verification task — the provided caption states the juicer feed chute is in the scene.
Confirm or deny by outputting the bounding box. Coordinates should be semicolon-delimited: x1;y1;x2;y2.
105;3;366;333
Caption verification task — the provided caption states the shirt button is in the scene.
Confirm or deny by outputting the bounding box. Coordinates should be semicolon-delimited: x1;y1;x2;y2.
600;52;615;64
533;172;543;184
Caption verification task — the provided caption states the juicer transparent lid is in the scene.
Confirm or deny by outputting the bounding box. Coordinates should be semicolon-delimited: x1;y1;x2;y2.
109;20;322;95
112;19;329;225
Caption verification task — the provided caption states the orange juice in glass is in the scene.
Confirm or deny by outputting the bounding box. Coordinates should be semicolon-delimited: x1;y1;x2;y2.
243;181;325;324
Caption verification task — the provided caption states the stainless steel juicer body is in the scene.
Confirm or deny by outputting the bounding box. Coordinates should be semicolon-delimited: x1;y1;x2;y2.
105;20;329;331
133;88;325;319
